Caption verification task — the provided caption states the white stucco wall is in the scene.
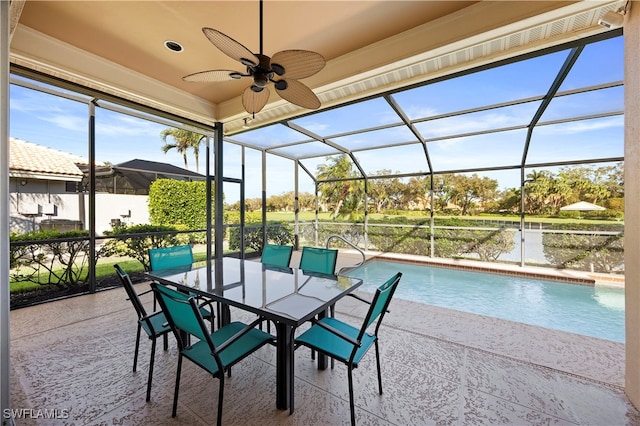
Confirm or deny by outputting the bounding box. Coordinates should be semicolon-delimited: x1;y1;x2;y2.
9;182;151;235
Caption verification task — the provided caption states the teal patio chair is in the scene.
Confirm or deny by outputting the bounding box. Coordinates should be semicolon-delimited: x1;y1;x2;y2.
299;246;338;275
261;243;293;268
294;272;402;426
114;264;171;402
299;246;339;361
148;245;217;327
259;244;293;332
149;244;193;271
151;282;275;425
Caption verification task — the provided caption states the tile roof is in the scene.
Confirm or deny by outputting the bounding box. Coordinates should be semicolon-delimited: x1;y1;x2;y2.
9;137;86;179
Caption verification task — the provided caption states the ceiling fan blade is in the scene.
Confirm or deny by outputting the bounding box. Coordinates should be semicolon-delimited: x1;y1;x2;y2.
202;28;259;67
183;69;242;82
275;79;321;110
242;86;270;114
271;50;326;79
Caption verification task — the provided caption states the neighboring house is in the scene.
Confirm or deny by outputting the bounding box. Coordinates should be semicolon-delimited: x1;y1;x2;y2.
9;138;204;234
9;137;87;233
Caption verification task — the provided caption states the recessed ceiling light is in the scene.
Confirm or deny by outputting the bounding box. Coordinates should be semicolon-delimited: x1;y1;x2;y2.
164;40;184;52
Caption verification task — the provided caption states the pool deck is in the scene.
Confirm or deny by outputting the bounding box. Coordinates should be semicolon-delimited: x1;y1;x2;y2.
9;252;636;425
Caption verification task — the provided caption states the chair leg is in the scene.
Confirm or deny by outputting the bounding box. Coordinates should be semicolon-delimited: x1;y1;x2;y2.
347;365;356;426
375;340;383;395
172;355;183;417
330;305;335;369
216;375;225;426
133;324;142;372
146;338;156;402
163;332;168;351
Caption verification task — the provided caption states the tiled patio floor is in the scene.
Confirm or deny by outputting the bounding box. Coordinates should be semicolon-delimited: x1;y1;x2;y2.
9;261;640;425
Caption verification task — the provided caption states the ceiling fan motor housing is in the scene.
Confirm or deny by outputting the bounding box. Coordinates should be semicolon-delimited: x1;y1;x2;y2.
251;54;274;88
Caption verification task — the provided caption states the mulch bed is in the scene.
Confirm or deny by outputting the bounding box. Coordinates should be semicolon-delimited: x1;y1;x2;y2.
9;271;148;310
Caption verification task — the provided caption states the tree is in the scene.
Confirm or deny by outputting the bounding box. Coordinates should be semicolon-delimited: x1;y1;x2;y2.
449;174;498;215
316;155;363;219
524;170;562;215
404;176;430;210
558;165;619;205
160;128;204;172
368;172;405;212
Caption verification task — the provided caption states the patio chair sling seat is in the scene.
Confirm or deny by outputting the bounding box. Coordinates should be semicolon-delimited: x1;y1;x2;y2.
181;322;272;375
295;317;376;365
113;264;172;402
151;282;274;425
261;243;293;268
295;272;402;426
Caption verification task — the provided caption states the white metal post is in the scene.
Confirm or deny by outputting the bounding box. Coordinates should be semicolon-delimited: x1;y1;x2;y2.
1;1;13;423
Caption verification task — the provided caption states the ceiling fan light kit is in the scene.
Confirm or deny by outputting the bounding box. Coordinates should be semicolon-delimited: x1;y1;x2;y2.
183;0;325;116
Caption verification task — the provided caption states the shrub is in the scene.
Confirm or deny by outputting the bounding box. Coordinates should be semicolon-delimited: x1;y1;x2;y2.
10;230;92;287
102;224;182;271
228;222;294;252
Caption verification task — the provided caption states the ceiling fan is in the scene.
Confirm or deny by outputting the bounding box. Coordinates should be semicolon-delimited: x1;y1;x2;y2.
183;0;326;116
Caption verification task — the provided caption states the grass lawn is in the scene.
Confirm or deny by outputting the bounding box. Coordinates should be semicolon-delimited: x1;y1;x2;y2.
9;247;212;294
266;210;622;225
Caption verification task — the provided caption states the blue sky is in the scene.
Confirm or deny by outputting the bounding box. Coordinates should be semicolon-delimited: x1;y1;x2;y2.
9;36;624;202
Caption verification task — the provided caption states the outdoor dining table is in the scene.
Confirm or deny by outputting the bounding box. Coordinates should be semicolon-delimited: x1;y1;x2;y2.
147;256;362;412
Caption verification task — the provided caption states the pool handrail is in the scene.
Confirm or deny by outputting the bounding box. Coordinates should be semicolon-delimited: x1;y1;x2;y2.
325;234;365;274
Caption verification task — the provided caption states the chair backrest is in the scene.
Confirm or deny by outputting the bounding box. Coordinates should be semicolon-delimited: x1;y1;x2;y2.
261;244;293;268
114;264;148;320
151;282;211;345
359;272;402;338
149;244;193;271
299;246;338;275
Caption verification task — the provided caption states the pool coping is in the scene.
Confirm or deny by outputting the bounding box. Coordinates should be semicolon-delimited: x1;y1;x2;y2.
364;252;618;287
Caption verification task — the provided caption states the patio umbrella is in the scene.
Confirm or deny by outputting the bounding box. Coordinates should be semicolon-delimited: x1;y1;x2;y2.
560;201;606;211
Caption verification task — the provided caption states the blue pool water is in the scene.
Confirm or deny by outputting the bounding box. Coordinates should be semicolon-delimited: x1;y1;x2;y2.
345;260;625;342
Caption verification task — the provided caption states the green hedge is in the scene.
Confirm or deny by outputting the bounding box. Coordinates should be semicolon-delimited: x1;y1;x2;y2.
149;179;208;228
542;231;624;272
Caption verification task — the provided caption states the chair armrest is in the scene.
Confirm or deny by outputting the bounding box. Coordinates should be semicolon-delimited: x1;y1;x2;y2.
139;284;158;310
216;317;273;354
193;295;216;311
310;318;361;347
139;311;161;323
137;288;153;297
347;293;370;304
346;293;390;313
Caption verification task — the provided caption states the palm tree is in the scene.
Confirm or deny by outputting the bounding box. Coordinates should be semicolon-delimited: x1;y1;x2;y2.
160;129;204;172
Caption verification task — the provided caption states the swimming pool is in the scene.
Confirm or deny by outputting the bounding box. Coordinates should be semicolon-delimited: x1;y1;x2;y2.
345;260;625;342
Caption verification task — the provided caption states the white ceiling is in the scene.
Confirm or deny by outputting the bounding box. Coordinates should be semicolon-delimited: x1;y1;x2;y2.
9;1;620;135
